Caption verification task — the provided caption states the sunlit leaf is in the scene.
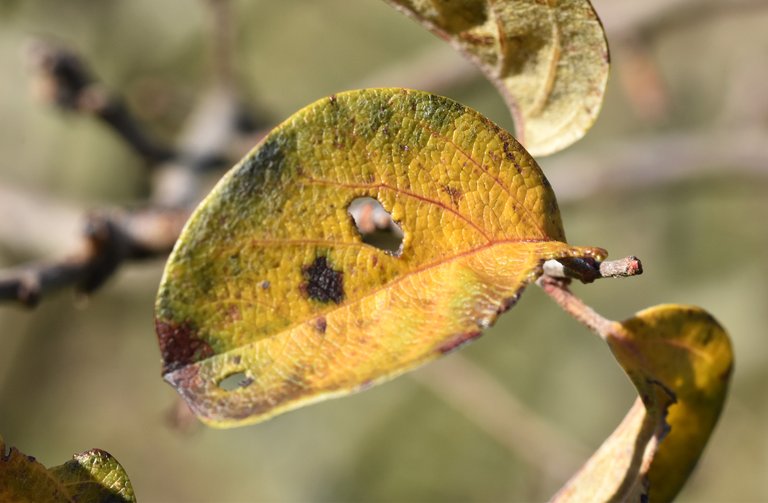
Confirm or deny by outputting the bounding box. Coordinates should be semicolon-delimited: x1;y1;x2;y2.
553;305;733;502
0;435;136;503
155;88;604;427
383;0;609;156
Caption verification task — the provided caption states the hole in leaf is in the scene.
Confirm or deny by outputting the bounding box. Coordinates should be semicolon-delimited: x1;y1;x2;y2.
348;197;403;255
217;371;253;391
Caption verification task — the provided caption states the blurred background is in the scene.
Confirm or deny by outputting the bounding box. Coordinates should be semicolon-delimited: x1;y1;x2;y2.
1;0;767;501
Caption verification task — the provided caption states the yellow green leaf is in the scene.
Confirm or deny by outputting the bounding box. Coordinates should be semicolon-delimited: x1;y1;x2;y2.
155;88;604;428
554;305;733;502
0;435;136;503
383;0;610;156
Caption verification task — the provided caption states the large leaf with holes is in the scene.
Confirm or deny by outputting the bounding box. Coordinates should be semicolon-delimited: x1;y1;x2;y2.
383;0;609;156
155;88;604;427
0;435;136;502
553;305;733;502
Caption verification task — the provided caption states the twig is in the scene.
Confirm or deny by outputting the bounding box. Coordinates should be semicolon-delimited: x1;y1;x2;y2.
633;0;768;42
536;276;614;339
543;127;768;205
206;0;235;88
542;256;642;284
0;184;81;258
0;208;189;307
412;353;591;482
25;39;176;165
594;0;768;42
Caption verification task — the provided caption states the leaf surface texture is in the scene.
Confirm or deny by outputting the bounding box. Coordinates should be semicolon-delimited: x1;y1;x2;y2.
384;0;610;155
155;89;603;427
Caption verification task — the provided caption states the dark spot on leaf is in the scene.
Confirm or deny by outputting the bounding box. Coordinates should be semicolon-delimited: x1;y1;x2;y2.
314;316;327;334
499;292;522;314
231;355;242;365
441;185;463;207
502;140;523;174
156;320;214;374
260;280;270;289
459;32;495;45
329;94;337;105
301;256;344;304
438;331;482;354
227;305;241;322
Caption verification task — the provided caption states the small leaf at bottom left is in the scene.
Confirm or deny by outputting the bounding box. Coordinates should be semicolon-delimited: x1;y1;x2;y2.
0;436;136;503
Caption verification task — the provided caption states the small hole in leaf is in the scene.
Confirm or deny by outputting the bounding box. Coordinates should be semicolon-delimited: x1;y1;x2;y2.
348;197;403;255
218;371;253;391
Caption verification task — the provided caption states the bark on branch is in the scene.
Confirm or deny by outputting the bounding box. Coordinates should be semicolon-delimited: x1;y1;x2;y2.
26;39;176;165
543;256;643;284
0;208;189;307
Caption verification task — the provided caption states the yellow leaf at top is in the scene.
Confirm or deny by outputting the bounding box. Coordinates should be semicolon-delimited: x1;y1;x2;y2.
155;88;604;427
554;305;733;502
384;0;609;156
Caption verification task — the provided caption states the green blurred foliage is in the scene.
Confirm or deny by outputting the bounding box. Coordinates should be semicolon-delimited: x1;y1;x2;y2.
1;1;767;501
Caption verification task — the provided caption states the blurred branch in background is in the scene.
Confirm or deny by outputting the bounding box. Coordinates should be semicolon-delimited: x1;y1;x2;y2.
25;39;176;166
413;354;591;483
0;0;268;306
544;128;768;204
0;207;188;307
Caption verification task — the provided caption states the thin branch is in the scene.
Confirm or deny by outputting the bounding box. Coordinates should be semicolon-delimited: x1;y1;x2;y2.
543;256;643;284
536;276;614;339
0;185;81;258
25;39;176;165
412;353;591;482
205;0;235;88
543;127;768;205
593;0;768;42
633;0;768;42
0;208;189;307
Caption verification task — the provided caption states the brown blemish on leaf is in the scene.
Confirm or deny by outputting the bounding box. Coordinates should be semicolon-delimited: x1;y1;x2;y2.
227;305;242;322
313;316;327;334
441;185;463;207
156;320;214;374
438;330;482;354
301;256;344;304
499;292;522;315
502;140;524;174
459;32;495;46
